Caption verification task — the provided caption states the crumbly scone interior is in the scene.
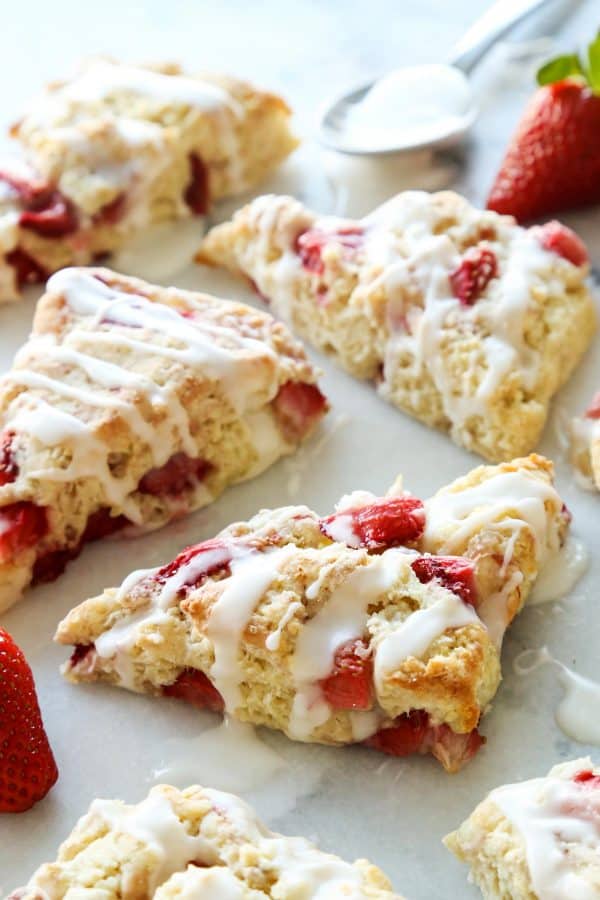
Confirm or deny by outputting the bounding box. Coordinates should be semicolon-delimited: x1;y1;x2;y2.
11;784;401;900
56;454;568;771
198;190;596;462
444;757;600;899
0;266;326;613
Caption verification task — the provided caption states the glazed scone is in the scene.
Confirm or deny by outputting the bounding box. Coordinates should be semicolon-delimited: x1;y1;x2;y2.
0;266;327;613
0;59;298;302
444;758;600;899
198;192;596;462
56;455;569;773
9;783;402;899
571;391;600;491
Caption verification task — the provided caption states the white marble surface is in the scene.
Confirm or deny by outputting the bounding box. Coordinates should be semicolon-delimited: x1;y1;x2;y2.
1;1;600;898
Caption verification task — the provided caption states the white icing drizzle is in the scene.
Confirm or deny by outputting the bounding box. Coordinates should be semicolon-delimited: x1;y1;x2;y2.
91;791;216;892
288;551;406;740
423;470;561;563
490;760;600;900
514;648;600;747
207;545;298;713
265;600;303;651
374;586;480;687
529;536;589;606
5;268;287;519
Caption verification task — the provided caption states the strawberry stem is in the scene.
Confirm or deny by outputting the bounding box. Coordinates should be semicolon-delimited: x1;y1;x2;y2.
537;31;600;93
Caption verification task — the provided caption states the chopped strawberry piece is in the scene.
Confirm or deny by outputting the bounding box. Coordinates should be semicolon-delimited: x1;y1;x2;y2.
449;246;498;306
5;248;48;290
163;667;224;712
535;220;589;267
156;538;232;589
19;190;79;238
573;770;600;788
138;453;212;497
321;496;425;550
411;555;477;607
0;432;18;486
184;153;209;215
32;508;128;584
365;711;483;771
0;627;58;812
364;710;429;756
0;502;47;563
320;639;373;710
69;644;94;668
585;392;600;420
295;226;363;275
273;381;328;442
0;166;50;205
92;192;127;226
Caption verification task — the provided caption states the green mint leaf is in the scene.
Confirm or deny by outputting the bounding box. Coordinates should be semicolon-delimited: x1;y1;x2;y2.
536;54;584;86
587;32;600;92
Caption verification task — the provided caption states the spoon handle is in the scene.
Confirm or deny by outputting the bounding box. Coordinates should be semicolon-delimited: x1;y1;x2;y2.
448;0;553;74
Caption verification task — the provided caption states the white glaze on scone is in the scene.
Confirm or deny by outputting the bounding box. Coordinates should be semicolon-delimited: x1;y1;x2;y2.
10;784;402;899
445;758;600;899
56;455;569;772
199;191;596;462
0;267;326;612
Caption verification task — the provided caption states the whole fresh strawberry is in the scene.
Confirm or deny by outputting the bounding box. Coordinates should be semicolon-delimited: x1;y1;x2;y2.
0;628;58;812
487;32;600;221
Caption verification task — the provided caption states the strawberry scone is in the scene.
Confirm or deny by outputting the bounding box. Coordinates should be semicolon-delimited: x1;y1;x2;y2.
56;455;569;773
9;783;401;899
445;758;600;899
0;267;326;613
198;191;595;462
571;391;600;492
0;59;298;302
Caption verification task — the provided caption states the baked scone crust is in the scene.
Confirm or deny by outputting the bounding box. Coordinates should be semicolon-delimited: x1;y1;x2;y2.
444;758;600;899
198;191;596;462
56;455;568;772
571;393;600;491
0;266;326;612
0;59;298;302
9;783;402;899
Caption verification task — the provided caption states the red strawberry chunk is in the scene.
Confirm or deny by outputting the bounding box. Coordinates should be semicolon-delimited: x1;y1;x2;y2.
321;496;425;550
585;392;600;420
273;381;328;442
449;246;498;306
156;538;232;589
163;667;224;713
69;644;94;668
0;502;47;563
364;710;429;756
411;555;477;607
573;770;600;788
365;711;483;771
92;192;127;226
295;226;364;275
5;248;48;290
184;153;209;215
0;165;50;205
0;432;18;487
320;638;373;710
0;628;58;812
138;453;212;497
19;191;79;238
535;220;589;267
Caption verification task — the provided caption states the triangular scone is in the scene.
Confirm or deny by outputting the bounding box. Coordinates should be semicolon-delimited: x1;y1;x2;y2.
198;192;596;462
56;455;568;773
9;784;402;900
571;391;600;491
0;267;327;612
444;758;600;899
0;59;298;302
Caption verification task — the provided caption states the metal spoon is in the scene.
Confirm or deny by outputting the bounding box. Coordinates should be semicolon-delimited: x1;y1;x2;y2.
318;0;554;156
